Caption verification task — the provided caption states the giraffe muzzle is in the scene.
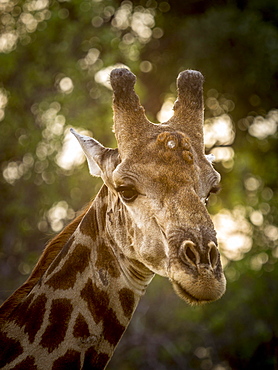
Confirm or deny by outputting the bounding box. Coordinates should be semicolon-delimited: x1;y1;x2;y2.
167;230;226;305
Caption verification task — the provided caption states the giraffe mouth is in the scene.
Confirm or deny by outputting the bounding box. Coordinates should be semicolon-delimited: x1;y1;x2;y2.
171;280;212;305
170;274;226;306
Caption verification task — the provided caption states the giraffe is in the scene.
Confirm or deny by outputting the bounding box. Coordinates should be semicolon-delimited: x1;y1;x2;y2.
0;68;226;369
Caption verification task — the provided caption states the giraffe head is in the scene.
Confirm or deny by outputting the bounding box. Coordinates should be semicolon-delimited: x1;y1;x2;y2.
71;68;226;305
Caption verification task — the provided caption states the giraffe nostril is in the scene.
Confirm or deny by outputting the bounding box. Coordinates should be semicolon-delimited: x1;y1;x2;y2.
208;242;219;268
179;241;199;267
185;246;197;264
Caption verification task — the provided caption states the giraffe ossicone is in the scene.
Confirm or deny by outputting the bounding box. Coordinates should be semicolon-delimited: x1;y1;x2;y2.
0;68;226;369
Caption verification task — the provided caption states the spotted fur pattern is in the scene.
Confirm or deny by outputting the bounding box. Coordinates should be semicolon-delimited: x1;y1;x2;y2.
0;186;146;369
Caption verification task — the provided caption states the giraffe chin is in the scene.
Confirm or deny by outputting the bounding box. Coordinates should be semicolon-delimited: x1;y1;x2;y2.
171;280;225;306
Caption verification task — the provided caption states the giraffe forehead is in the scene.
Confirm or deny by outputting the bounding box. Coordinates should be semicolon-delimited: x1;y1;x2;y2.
114;131;197;186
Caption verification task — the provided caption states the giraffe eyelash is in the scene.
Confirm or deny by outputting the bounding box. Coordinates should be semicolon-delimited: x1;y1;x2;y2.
115;186;139;202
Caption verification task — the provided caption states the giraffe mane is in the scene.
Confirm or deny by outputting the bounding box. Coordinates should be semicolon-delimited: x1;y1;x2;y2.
0;204;90;324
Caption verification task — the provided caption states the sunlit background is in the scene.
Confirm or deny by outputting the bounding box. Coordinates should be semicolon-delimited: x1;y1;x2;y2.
0;0;278;369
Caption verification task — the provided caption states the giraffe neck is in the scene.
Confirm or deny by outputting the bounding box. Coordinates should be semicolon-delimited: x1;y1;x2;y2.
0;185;154;370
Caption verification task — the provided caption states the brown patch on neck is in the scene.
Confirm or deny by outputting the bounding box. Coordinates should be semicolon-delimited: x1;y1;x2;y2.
40;298;73;353
119;287;135;318
10;293;47;344
95;241;121;279
52;349;81;370
46;243;91;290
73;313;90;339
84;347;110;369
81;278;126;346
0;333;23;367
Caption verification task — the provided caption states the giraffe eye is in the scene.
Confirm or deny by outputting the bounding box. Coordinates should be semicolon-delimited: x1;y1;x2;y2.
116;186;138;203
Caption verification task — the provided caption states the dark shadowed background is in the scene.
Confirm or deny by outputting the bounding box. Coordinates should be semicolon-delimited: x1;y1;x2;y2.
0;0;277;368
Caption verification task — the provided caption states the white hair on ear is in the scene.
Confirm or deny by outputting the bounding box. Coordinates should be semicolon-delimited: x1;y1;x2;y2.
205;153;215;163
70;128;104;177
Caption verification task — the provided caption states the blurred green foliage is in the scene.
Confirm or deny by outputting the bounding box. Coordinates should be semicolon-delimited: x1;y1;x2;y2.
0;0;277;368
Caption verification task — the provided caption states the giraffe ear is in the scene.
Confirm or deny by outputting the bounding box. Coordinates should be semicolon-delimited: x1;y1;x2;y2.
70;128;105;177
